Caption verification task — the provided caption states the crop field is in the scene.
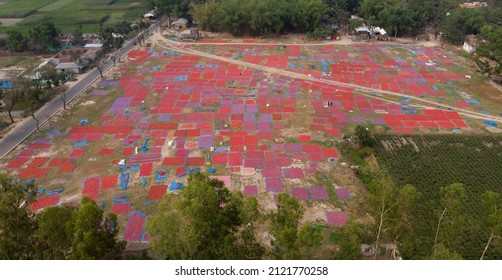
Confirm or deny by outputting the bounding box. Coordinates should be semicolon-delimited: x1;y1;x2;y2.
372;134;502;259
1;39;501;249
0;0;146;34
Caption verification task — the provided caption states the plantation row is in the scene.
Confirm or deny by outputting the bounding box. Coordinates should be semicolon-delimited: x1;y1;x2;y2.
371;134;502;259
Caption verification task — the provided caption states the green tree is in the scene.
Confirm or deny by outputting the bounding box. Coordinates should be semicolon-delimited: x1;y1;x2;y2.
69;197;126;260
269;193;324;259
432;183;467;258
6;30;28;53
35;205;75;259
29;21;61;52
147;173;264;259
332;219;362;260
115;21;133;36
355;125;372;147
0;174;37;259
430;243;463;260
480;191;502;260
475;25;502;75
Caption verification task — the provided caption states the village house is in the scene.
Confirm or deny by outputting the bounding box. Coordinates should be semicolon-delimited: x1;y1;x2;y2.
172;18;188;31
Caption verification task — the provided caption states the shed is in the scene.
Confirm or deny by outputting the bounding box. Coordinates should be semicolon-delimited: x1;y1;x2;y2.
180;28;200;41
172;18;188;30
55;62;83;74
144;10;157;20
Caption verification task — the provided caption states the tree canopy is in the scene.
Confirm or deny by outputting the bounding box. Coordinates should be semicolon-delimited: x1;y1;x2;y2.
147;172;264;259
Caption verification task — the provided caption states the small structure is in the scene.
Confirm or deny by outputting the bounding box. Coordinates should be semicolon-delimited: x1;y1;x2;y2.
463;34;477;54
460;1;487;8
355;26;371;40
371;27;389;40
144;10;157;20
54;61;83;74
172;18;188;31
180;28;200;41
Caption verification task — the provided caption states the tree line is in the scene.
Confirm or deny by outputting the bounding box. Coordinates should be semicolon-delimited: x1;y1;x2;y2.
0;174;125;260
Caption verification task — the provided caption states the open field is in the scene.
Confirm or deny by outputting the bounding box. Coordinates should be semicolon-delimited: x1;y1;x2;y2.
1;38;501;251
0;0;146;34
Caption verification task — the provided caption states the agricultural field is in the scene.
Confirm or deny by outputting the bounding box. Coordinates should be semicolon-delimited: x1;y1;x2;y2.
1;34;502;257
0;0;146;34
371;134;502;259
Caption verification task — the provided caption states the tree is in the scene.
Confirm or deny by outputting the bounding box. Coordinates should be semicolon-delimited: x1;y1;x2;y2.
6;30;28;53
480;191;502;260
332;219;363;260
432;183;467;258
269;193;324;259
2;73;30;124
476;25;502;75
0;173;37;259
115;21;133;36
30;21;61;52
69;197;126;260
35;206;75;259
147;173;264;259
70;26;84;46
355;125;372;148
364;168;419;259
56;85;70;110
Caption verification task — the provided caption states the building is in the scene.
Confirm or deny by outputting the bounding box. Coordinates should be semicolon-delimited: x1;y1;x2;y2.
54;62;83;74
463;35;477;53
144;10;157;20
180;28;200;41
172;18;188;31
355;26;371;40
460;1;487;8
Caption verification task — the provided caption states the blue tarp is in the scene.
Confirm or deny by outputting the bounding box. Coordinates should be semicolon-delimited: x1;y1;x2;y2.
114;195;127;203
36;188;46;196
46;188;62;196
188;168;200;174
79;118;88;125
169;181;184;191
155;169;167;180
120;173;130;190
484;120;497;127
72;141;88;147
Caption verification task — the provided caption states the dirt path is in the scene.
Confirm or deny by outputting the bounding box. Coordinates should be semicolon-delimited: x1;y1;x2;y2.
150;32;502;123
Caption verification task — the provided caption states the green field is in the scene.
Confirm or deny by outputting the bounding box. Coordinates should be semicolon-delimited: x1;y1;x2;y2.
0;0;147;34
371;134;502;259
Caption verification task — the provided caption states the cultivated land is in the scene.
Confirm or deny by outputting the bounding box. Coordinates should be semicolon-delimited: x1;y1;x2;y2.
0;0;145;34
2;31;502;250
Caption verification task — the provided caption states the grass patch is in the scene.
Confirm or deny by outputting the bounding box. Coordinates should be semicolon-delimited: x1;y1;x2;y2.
0;56;27;68
0;8;37;18
38;0;76;12
86;0;115;4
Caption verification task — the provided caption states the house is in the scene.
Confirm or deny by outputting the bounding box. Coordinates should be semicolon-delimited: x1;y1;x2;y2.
55;62;83;74
180;28;200;41
460;1;487;8
172;18;188;31
463;35;477;53
144;10;157;20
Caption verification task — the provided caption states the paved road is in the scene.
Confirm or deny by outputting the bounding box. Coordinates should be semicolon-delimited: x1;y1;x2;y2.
0;20;163;159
